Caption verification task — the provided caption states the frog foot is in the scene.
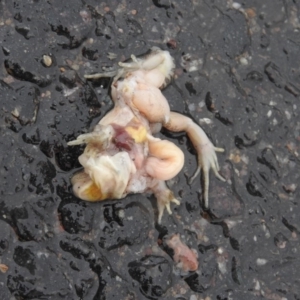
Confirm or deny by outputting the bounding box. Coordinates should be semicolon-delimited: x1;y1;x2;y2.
189;144;226;208
157;192;180;224
152;181;180;223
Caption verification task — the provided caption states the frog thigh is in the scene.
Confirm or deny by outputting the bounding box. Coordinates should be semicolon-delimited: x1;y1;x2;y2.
145;137;184;181
132;85;170;123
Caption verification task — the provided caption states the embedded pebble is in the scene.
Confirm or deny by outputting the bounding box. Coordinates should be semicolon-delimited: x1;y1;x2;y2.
42;55;52;67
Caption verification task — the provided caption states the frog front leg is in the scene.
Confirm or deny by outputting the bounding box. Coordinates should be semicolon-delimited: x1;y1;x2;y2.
118;51;165;72
119;47;175;88
85;48;169;83
67;124;114;147
164;112;225;208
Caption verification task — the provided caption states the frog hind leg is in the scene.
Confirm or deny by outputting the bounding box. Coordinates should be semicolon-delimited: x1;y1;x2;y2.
164;111;225;208
145;136;184;181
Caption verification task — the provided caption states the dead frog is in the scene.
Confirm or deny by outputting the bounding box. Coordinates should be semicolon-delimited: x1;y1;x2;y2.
68;47;225;223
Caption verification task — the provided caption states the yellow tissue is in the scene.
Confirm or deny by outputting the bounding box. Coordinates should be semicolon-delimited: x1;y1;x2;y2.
125;125;147;143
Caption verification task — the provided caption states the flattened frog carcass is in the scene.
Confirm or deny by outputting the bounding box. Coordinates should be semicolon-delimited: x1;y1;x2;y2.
68;47;225;223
